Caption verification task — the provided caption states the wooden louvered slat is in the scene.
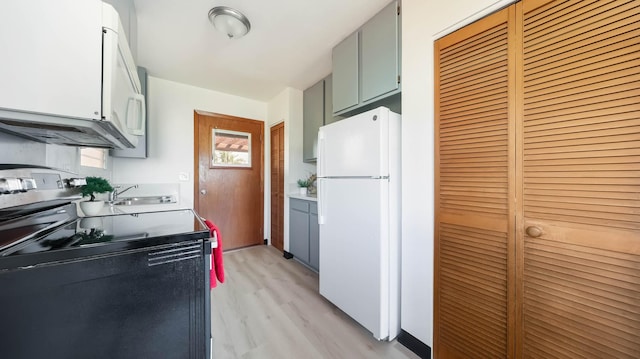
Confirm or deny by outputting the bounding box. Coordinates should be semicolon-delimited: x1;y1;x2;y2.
523;238;640;358
525;124;640;144
435;5;514;358
525;111;640;133
519;1;640;358
440;45;507;82
438;223;508;358
523;1;640;51
525;37;640;84
525;188;640;200
440;77;507;105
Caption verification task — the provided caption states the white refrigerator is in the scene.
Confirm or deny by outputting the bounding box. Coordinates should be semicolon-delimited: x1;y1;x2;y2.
317;106;401;341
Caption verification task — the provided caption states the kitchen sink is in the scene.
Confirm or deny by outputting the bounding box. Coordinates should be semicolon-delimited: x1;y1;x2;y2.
111;195;176;206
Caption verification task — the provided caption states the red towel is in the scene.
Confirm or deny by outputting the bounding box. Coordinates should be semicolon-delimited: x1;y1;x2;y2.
204;219;225;289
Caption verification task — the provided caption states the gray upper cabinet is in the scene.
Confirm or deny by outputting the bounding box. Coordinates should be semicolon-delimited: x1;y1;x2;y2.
361;1;399;103
303;80;324;162
303;74;334;162
332;32;359;114
332;0;400;116
323;75;339;125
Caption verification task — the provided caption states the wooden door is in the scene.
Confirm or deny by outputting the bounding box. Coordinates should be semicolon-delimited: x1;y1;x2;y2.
270;122;284;251
434;6;516;358
436;0;640;358
517;1;640;357
194;111;264;250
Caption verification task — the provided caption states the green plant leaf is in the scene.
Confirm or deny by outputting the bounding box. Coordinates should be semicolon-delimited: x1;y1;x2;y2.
81;177;114;201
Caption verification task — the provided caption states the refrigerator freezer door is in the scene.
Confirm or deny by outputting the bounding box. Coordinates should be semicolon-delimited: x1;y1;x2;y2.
318;107;389;178
318;177;390;339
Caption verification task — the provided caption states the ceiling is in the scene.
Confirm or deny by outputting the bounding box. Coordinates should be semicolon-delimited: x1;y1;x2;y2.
133;0;393;102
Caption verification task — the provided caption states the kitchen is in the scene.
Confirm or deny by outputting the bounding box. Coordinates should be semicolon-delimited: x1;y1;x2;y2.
0;0;424;357
2;0;638;358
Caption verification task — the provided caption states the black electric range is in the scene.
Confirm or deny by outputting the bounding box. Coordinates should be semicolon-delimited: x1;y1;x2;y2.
0;165;212;359
0;202;210;270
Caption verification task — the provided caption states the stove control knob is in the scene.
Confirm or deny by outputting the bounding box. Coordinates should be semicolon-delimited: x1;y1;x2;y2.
0;178;23;193
66;178;87;188
0;179;8;193
20;178;38;191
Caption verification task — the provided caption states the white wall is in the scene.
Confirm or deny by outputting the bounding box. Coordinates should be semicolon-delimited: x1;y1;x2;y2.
401;0;515;351
112;76;267;210
265;87;315;250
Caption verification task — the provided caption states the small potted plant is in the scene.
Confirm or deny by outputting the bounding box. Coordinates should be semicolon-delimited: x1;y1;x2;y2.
79;176;113;216
297;177;313;196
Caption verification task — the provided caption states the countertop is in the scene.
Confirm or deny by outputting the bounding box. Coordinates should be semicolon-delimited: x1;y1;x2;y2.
288;193;318;202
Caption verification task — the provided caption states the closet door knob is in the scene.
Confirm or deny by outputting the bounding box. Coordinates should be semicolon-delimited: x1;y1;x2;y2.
200;189;207;195
526;226;543;238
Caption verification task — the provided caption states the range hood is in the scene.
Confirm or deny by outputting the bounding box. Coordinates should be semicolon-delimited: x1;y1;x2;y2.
0;111;135;149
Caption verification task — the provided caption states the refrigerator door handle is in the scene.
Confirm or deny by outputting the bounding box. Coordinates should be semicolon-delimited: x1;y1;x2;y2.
318;178;325;225
318;130;325;177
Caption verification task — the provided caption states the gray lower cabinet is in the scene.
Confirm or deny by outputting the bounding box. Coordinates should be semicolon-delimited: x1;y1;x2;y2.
332;0;400;116
303;74;334;162
289;198;319;271
309;205;319;270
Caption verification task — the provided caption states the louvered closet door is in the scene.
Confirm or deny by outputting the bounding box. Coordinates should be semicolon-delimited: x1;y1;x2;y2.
435;6;515;359
518;0;640;358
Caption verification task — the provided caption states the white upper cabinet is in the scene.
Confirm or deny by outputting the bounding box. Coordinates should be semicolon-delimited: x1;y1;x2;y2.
0;0;103;120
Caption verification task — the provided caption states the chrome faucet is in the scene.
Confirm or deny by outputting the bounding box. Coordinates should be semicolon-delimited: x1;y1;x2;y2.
109;184;138;202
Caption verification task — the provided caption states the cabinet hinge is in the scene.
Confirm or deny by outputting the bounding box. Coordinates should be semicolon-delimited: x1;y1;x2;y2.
397;75;401;84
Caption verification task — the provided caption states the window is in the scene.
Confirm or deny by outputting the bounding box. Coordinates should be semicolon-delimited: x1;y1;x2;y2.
211;129;251;167
80;148;107;169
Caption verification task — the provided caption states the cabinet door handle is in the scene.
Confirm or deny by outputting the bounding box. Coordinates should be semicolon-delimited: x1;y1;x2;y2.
200;189;207;195
525;226;543;238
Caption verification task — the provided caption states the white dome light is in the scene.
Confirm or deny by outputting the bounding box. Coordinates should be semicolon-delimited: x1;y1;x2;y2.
208;6;251;39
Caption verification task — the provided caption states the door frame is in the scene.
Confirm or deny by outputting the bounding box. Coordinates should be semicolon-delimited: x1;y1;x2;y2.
193;110;265;244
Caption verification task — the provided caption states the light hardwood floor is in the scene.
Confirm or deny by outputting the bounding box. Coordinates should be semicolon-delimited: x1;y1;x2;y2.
211;245;419;359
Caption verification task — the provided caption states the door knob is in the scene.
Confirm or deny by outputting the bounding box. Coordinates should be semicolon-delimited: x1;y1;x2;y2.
526;226;543;238
200;189;207;195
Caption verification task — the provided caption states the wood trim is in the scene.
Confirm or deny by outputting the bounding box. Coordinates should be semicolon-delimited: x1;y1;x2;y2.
513;2;525;357
505;5;517;358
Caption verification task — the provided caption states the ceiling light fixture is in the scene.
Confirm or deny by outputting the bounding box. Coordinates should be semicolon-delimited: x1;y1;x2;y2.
208;6;251;39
